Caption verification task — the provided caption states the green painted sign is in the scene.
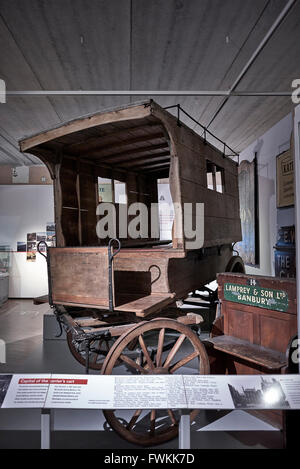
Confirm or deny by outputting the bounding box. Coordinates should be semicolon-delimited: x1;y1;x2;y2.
224;283;289;312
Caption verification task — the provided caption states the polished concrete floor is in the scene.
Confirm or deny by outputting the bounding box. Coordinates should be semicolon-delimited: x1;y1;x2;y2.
0;299;283;449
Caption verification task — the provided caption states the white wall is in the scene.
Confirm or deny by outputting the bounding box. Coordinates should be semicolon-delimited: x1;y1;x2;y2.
0;185;54;298
239;112;294;276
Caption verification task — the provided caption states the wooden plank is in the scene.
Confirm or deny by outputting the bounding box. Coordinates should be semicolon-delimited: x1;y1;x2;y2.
79;170;98;245
33;294;49;305
204;335;287;370
20;103;152;151
67;126;164;155
136;161;170;171
119;152;170;168
180;178;240;221
81;133;166;157
89;143;169;163
114;293;175;317
49;247;110;307
53;295;109;306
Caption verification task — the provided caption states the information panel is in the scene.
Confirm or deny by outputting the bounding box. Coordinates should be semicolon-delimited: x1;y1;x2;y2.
183;374;300;410
44;374;186;409
0;374;51;408
1;373;300;410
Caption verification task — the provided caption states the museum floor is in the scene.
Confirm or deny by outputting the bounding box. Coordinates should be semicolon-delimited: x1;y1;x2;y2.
0;299;284;449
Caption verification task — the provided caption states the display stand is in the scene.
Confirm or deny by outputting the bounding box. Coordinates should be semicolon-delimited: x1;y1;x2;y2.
38;408;192;450
178;410;190;449
41;409;52;450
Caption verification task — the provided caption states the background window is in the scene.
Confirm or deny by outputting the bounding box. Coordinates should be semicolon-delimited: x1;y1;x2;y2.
98;178;127;204
215;168;224;193
206;161;224;193
98;177;113;203
114;180;127;204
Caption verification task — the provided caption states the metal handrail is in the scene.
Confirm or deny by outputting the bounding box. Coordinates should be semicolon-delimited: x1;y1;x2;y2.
163;103;239;162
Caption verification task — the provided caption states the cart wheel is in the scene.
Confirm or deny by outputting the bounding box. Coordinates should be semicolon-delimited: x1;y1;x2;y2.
66;330;117;371
102;318;210;446
225;255;245;273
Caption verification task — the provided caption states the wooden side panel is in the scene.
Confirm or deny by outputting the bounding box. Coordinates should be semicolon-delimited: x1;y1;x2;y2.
59;160;80;246
226;308;254;342
151;104;242;250
114;244;233;301
79;169;98;246
114;253;170;294
168;244;233;299
259;315;295;353
54;158;99;247
49;247;110;307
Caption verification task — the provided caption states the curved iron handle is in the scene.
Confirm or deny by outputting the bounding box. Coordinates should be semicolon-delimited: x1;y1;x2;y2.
232;241;240;256
37;240;48;260
108;238;121;258
108;238;121;313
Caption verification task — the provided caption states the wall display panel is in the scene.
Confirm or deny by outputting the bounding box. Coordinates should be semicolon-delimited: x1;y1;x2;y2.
236;159;259;266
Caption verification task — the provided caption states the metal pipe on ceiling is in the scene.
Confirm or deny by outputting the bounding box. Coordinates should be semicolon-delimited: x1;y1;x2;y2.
6;90;294;97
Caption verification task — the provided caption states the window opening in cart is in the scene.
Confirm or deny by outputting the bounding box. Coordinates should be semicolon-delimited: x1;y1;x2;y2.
157;178;174;242
206;161;224;193
98;177;127;204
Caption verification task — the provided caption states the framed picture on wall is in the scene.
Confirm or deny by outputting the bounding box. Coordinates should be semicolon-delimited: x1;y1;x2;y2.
236;158;259;266
276;149;294;208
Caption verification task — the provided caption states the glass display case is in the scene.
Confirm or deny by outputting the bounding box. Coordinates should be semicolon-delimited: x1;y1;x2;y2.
0;245;10;274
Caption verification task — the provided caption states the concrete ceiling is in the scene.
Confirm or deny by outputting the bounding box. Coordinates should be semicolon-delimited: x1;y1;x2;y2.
0;0;299;166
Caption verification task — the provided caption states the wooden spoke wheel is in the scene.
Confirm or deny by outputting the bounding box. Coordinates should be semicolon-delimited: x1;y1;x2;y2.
102;318;210;446
67;330;116;371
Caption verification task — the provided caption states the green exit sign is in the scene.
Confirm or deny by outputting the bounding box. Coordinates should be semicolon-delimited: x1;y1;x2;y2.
224;283;289;312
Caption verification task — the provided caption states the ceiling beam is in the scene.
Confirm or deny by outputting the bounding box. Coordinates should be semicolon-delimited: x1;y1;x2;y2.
89;143;169;162
135;160;170;171
70;132;166;157
7;90;295;96
119;152;171;168
67;123;163;154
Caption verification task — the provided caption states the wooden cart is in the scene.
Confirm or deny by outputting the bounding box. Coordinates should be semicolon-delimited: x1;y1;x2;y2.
21;100;244;445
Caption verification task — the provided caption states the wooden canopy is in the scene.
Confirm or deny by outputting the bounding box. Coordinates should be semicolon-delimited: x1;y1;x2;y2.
20;101;171;178
20;100;242;250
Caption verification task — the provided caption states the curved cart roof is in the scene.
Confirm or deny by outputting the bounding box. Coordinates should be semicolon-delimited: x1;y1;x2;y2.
20;101;174;178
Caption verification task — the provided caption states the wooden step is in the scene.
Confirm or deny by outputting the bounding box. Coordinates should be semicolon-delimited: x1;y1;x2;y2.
115;293;175;317
33;294;49;305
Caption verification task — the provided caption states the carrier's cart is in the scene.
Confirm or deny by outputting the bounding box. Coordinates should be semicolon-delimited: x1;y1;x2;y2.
22;101;244;445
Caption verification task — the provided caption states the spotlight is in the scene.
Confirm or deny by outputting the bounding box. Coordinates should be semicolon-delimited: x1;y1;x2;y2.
263;387;281;405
